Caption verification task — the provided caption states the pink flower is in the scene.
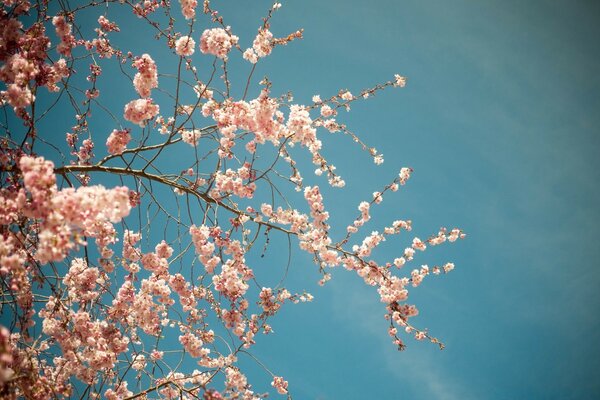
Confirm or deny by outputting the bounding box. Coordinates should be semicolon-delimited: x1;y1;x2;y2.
106;129;131;155
52;15;76;56
181;129;201;146
399;167;412;184
340;90;353;101
271;376;288;395
200;28;239;59
394;74;407;87
3;83;34;109
98;16;119;32
252;28;273;58
124;98;159;126
179;0;197;19
132;54;158;98
175;35;195;56
243;48;258;64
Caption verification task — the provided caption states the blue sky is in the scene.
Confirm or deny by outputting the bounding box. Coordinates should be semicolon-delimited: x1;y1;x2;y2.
6;0;600;398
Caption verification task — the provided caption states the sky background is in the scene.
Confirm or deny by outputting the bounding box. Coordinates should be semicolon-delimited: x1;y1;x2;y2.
8;0;600;399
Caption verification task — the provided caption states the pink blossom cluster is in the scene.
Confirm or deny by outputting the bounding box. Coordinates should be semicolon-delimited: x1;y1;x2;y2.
347;201;371;233
132;0;161;17
353;230;386;257
257;287;296;315
427;227;466;245
0;13;71;113
52;16;76;57
179;0;198;19
123;98;160;126
124;277;171;335
210;163;256;199
260;203;309;233
179;332;209;358
51;184;131;225
18;155;131;263
410;265;431;287
39;302;130;383
200;28;239;59
63;258;103;302
175;35;196;56
106;128;131;155
76;138;94;164
225;367;248;392
399;167;412;185
169;272;197;311
18;155;56;218
340;90;353;101
122;229;142;264
207;89;284;153
141;250;169;275
97;16;120;32
243;28;273;63
383;219;412;236
94;221;119;271
181;128;202;146
271;376;289;395
394;74;407;87
0;234;30;314
2;82;34;109
287;105;321;154
299;186;340;267
84;16;120;59
212;252;251;301
195;229;255;310
189;224;221;273
221;307;246;338
203;90;329;168
194;82;214;99
378;276;409;303
105;382;133;400
0;326;13;383
132;54;158;98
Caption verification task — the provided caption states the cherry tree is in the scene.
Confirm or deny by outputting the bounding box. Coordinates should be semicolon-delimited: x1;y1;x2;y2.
0;0;465;398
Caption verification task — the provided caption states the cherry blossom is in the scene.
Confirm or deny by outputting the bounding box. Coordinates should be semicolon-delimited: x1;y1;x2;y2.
175;35;196;56
200;28;239;59
0;2;466;399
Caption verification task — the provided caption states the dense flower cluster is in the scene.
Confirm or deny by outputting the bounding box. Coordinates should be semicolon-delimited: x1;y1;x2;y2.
15;155;132;264
181;128;202;146
0;10;70;112
106;128;131;155
175;35;196;56
132;54;158;98
52;16;76;57
200;28;239;59
123;98;160;126
179;0;198;19
211;162;256;199
243;28;273;63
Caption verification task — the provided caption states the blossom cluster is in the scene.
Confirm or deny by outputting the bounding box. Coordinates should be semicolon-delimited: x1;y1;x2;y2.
16;155;131;264
175;35;196;56
132;54;158;98
200;28;239;59
0;2;465;399
243;28;274;63
124;98;160;126
105;128;131;155
0;10;69;113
